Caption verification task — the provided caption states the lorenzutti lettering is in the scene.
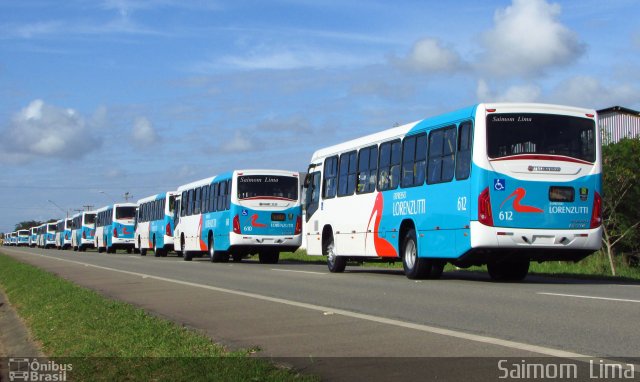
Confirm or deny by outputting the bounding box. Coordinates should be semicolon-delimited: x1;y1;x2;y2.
548;206;589;214
528;166;561;172
498;360;577;379
393;199;426;216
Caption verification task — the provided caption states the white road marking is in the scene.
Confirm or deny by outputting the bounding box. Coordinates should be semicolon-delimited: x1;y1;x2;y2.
270;268;326;275
538;292;640;304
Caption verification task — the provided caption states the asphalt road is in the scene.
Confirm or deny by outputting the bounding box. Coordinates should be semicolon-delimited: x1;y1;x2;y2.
2;246;639;380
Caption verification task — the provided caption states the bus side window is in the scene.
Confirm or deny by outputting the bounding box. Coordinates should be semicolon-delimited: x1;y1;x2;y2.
455;121;473;180
323;156;338;199
378;141;392;191
181;191;187;217
428;125;456;184
357;145;378;194
338;150;357;197
389;140;401;189
225;180;231;210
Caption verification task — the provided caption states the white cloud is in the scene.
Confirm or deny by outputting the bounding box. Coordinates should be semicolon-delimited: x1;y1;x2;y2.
550;76;639;109
131;116;159;145
219;130;254;153
479;0;585;77
397;37;464;74
194;45;377;72
477;79;541;102
0;99;100;163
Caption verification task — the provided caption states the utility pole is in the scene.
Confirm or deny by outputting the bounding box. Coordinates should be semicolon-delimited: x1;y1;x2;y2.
123;192;133;202
82;205;94;211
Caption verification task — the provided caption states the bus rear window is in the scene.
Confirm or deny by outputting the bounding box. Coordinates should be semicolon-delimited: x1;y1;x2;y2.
48;224;56;231
487;113;595;162
115;207;136;220
238;175;298;201
84;213;96;225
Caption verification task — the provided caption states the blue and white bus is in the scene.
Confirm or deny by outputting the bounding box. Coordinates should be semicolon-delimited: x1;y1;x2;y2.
7;232;16;246
303;103;602;281
55;218;72;250
29;227;38;247
71;211;96;252
174;169;302;263
17;230;30;246
135;192;178;257
39;223;57;249
95;203;136;253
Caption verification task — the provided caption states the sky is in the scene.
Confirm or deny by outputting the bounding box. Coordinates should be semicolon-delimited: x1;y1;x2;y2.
1;0;639;232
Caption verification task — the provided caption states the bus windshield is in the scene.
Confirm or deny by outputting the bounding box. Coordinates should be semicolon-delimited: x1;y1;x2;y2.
487;113;596;162
115;207;136;220
237;175;298;201
47;224;56;231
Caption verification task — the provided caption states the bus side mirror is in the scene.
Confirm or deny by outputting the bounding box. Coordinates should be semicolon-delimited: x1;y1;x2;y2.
303;173;313;188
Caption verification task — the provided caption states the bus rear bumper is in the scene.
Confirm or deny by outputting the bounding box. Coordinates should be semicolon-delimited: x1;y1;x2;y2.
470;222;602;250
457;222;603;266
229;233;302;253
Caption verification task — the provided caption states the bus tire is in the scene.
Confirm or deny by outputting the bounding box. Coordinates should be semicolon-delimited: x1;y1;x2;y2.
98;246;104;253
487;260;529;281
153;238;162;257
402;229;431;280
208;237;218;262
325;235;346;273
258;250;279;264
232;254;243;262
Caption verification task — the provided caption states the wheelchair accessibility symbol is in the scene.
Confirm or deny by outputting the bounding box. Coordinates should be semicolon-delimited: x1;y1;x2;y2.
494;179;506;191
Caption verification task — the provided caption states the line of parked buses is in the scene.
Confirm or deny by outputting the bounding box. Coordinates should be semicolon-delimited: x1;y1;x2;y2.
3;103;604;281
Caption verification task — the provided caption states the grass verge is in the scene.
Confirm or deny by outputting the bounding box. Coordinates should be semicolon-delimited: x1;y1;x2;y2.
0;253;315;381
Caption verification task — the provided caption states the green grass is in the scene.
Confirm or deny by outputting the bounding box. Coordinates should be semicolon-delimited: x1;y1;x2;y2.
0;253;316;381
280;249;640;281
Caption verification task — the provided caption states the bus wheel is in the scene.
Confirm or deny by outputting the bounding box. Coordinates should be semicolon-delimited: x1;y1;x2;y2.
126;247;132;254
232;253;243;262
98;246;104;253
487;260;529;281
208;237;218;262
140;240;147;256
325;236;346;273
402;229;431;280
258;250;279;264
153;238;162;257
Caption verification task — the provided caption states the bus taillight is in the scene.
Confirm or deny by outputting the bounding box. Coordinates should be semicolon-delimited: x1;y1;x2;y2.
113;228;118;238
294;215;302;235
166;223;172;236
478;187;494;226
233;215;241;234
82;231;86;239
590;191;602;228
